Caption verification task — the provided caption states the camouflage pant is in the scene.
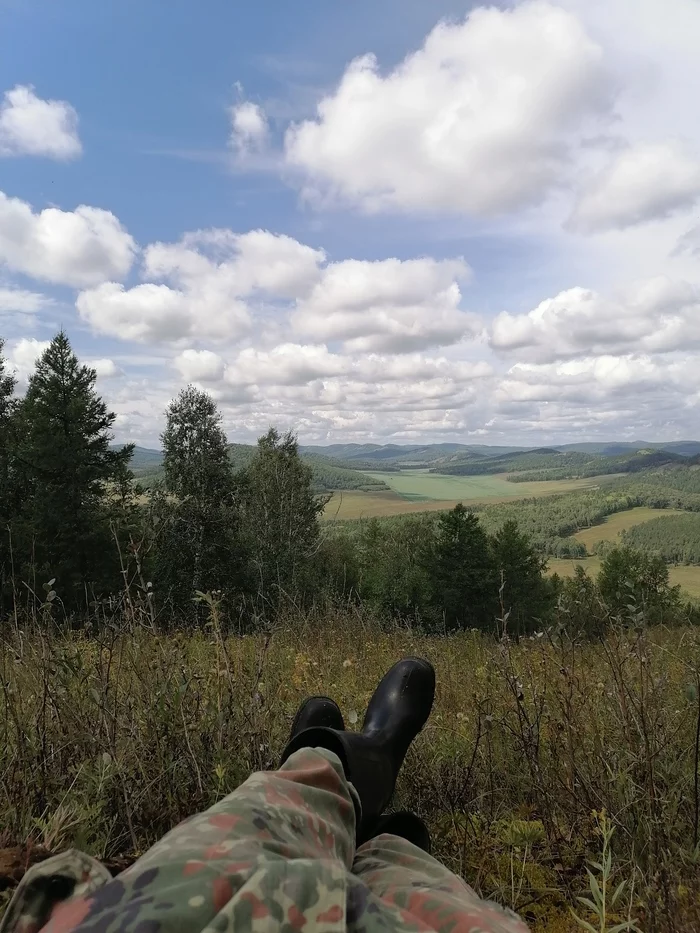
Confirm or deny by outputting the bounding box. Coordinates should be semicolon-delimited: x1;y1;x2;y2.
3;748;529;933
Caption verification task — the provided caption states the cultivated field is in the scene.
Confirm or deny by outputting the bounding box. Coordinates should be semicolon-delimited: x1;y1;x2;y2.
548;555;700;597
572;506;686;550
324;471;619;519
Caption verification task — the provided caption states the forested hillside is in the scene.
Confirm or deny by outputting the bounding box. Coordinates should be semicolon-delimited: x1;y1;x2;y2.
623;512;700;563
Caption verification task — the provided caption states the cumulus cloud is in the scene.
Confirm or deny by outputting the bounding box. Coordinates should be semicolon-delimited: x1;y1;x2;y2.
7;337;50;384
77;227;476;352
0;85;82;160
78;229;325;343
569;141;700;232
490;277;700;362
87;358;123;379
229;100;269;156
172;349;226;382
0;286;52;314
284;1;614;214
0;192;137;288
293;257;478;352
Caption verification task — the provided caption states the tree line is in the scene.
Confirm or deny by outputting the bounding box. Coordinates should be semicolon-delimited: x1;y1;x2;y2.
0;332;695;635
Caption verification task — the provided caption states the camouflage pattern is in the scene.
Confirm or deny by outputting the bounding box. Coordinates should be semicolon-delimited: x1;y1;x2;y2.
1;748;528;933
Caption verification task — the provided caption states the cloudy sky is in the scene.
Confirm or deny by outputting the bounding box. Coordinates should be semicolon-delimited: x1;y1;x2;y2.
2;0;700;446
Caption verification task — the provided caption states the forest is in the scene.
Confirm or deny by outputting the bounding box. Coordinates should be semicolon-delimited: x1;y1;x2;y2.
1;331;698;636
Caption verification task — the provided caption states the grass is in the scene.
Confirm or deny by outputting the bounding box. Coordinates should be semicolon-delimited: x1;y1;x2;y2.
324;472;621;519
573;507;687;551
548;556;700;598
2;613;700;931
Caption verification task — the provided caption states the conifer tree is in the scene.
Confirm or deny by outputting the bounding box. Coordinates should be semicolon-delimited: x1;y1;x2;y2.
240;428;324;613
12;331;133;604
427;503;497;631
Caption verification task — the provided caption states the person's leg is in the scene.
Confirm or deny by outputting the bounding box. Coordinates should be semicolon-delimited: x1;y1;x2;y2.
353;832;530;933
36;748;357;933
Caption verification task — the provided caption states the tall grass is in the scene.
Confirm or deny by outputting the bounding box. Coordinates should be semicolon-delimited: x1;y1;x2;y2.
1;607;700;931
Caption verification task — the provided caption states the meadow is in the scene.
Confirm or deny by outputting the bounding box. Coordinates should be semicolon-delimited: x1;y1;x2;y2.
572;507;687;551
324;471;618;519
547;556;700;598
1;615;699;932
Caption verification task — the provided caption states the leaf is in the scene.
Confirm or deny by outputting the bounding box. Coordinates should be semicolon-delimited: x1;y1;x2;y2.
570;910;598;933
608;922;639;933
611;879;627;906
586;868;603;908
576;896;599;913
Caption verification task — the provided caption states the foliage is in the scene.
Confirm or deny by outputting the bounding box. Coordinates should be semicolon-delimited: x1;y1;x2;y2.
426;504;498;631
597;546;682;623
151;387;244;621
2;618;700;930
491;520;552;637
6;332;133;609
239;428;325;614
622;513;700;564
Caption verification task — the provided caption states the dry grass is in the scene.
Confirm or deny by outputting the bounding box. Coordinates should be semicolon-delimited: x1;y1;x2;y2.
573;508;687;551
2;612;700;931
548;556;700;599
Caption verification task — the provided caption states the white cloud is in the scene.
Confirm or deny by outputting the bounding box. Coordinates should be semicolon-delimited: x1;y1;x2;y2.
0;85;82;160
7;337;50;384
77;227;477;353
173;349;226;382
284;1;614;214
229;100;269;155
490;277;700;362
0;286;52;314
569;141;700;232
293;257;478;352
0;192;137;287
88;358;122;379
78;228;325;343
77;283;192;342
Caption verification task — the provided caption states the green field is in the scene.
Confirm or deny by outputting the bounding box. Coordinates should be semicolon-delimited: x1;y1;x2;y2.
548;556;700;598
573;506;687;550
324;471;621;520
361;469;615;502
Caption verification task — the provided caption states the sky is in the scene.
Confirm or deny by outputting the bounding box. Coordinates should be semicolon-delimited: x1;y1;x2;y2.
2;0;700;447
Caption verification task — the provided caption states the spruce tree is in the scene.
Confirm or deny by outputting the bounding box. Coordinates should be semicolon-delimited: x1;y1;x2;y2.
427;503;497;631
13;331;133;605
490;519;550;636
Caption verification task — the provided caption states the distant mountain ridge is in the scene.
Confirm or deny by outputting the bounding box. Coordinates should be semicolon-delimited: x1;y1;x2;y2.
117;440;700;484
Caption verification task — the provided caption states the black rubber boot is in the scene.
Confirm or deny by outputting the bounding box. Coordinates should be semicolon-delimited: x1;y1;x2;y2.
288;696;344;740
371;811;432;854
281;658;435;843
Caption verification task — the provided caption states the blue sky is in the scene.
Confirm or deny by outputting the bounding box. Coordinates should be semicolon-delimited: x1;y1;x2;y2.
2;0;700;445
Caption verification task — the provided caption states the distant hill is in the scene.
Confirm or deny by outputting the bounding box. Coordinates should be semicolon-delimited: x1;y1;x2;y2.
116;441;700;491
115;444;391;493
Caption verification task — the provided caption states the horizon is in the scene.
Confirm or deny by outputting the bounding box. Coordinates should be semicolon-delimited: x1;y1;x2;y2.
2;0;700;447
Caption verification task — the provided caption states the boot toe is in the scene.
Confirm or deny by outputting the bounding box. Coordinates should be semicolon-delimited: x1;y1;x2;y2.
289;696;344;740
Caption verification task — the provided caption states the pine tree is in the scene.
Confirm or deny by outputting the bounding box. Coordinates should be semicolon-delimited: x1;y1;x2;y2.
154;386;241;617
490;519;550;636
427;503;497;632
240;428;324;614
12;331;133;606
